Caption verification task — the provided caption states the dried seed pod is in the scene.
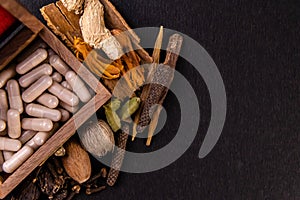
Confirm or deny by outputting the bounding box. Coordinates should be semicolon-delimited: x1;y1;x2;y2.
78;120;115;158
61;139;91;184
120;97;141;120
105;98;121;111
79;0;123;60
60;0;84;14
104;107;121;132
107;124;129;186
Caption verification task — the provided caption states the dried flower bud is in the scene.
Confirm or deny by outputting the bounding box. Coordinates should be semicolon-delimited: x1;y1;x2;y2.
60;0;84;14
79;0;123;60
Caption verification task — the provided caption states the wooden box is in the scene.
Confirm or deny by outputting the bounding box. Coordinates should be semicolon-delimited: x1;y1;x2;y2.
0;0;111;198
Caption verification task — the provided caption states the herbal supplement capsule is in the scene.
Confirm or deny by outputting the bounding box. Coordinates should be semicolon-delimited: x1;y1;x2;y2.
61;81;72;90
0;89;8;121
18;64;53;88
48;82;79;106
33;131;52;146
3;151;14;161
19;130;37;144
22;118;53;132
58;108;70;122
0;64;16;88
16;48;48;74
49;55;70;76
25;137;39;150
36;93;59;109
0;137;22;151
22;75;53;103
59;101;79;113
7;80;23;113
65;71;92;102
26;103;61;122
51;72;63;83
2;146;34;173
7;109;21;139
0;120;6;132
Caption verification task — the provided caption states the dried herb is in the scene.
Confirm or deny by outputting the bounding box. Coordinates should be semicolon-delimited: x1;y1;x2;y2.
136;34;183;134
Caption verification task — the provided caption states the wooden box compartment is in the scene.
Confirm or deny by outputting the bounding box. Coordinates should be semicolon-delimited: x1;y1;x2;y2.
0;0;111;198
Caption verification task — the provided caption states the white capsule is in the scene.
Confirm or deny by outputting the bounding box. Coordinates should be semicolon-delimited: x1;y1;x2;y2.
16;48;48;74
2;151;14;161
26;103;61;122
51;72;63;83
65;71;92;103
0;89;8;121
36;93;59;109
0;64;16;88
22;118;53;132
49;55;70;76
19;130;37;144
19;64;53;88
7;80;23;113
3;146;34;173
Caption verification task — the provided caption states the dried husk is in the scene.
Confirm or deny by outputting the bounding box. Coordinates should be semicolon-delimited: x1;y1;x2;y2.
60;0;85;14
79;120;115;158
79;0;123;60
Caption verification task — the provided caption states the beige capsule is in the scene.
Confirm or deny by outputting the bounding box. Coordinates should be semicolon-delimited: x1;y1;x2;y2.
59;101;79;113
0;120;6;132
22;118;53;132
2;151;14;161
65;71;92;103
2;146;34;173
19;130;37;144
22;75;53;103
0;137;22;151
7;80;23;113
58;108;70;122
0;64;16;88
7;109;21;139
48;82;79;106
51;72;63;83
26;103;61;122
61;81;72;90
36;93;59;109
0;89;8;121
25;138;39;150
19;64;53;88
49;55;70;76
16;48;48;75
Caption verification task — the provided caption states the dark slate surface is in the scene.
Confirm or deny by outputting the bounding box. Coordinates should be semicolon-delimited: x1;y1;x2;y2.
15;0;300;199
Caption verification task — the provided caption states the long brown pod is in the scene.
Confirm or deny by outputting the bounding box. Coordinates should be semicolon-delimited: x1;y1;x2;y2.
106;124;129;186
136;34;183;134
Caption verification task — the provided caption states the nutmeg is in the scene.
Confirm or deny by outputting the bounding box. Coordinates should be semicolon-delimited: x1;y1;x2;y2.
61;139;91;183
78;120;115;158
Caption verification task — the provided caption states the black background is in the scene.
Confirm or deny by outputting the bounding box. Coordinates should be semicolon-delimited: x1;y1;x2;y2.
15;0;300;199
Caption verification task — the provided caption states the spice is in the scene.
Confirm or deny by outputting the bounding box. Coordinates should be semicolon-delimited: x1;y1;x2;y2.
78;120;115;157
60;0;85;14
79;0;123;60
61;138;92;184
136;34;183;134
104;101;121;132
120;97;141;120
107;124;129;186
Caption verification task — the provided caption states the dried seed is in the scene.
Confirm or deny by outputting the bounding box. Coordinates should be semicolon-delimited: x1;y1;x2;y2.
61;139;92;184
79;120;115;157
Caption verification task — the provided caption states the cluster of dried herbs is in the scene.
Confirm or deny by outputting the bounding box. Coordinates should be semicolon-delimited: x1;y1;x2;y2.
11;147;107;200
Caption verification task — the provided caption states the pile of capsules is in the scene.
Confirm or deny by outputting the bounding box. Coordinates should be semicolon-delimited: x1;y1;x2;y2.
0;47;92;174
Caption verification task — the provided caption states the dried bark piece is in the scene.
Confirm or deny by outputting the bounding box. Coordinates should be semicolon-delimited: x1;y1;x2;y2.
56;1;81;31
40;3;81;48
107;124;129;186
61;138;92;184
60;0;85;15
79;0;123;60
